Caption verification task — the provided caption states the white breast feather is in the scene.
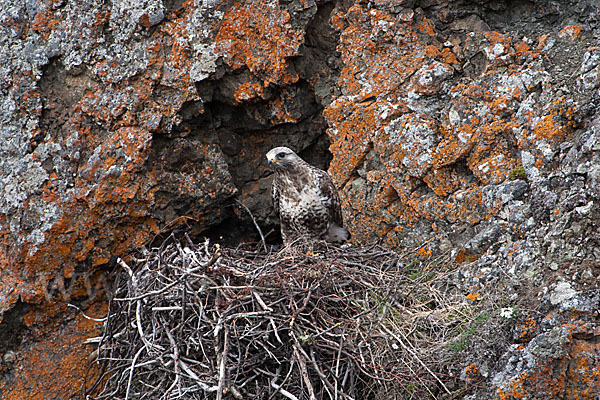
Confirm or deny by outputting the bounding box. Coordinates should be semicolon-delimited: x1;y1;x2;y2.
280;178;325;208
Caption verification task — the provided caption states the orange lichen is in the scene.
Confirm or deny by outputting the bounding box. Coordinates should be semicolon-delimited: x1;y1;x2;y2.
514;40;532;60
417;245;433;257
465;363;482;384
493;319;599;400
335;3;427;99
455;248;467;263
5;2;238;319
423;166;469;197
330;8;346;31
565;340;600;399
536;34;550;50
465;363;480;375
520;315;538;341
466;292;480;302
31;9;62;39
234;82;266;102
416;17;435;36
558;25;583;41
440;47;460;65
2;301;106;399
215;0;305;85
424;44;439;58
501;372;528;399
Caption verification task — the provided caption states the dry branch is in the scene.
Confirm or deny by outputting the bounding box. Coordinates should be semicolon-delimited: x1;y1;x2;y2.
88;238;470;400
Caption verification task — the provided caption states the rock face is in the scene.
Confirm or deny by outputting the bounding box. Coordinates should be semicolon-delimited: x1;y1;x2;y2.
0;0;599;398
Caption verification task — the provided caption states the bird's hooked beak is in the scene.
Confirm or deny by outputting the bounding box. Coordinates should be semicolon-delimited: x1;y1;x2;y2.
266;155;276;167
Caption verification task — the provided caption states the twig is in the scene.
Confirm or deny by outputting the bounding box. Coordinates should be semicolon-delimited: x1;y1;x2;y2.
152;306;182;311
68;303;107;322
271;367;300;400
310;347;354;400
216;325;230;400
163;322;182;397
92;238;470;400
136;300;162;353
177;359;210;390
125;347;144;400
382;325;452;395
335;334;344;400
293;342;317;400
236;199;268;253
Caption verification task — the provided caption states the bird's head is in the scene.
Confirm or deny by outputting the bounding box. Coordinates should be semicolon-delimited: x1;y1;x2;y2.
266;146;301;172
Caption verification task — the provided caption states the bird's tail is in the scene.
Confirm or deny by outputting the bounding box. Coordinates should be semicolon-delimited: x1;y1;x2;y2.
325;223;350;243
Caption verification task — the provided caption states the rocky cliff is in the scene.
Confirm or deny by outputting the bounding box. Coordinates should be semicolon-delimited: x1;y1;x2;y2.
1;0;599;398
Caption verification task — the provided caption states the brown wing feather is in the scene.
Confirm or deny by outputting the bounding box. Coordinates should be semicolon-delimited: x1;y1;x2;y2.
272;173;295;244
313;167;344;227
271;176;280;215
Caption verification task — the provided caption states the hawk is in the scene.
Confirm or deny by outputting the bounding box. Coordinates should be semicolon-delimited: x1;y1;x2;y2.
266;146;350;245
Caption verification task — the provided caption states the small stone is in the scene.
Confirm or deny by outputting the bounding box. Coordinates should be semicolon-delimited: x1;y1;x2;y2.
3;351;16;363
575;201;593;216
549;282;577;305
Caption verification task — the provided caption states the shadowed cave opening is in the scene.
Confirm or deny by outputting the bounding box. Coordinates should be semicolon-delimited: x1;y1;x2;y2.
152;80;334;247
0;301;29;359
160;1;343;247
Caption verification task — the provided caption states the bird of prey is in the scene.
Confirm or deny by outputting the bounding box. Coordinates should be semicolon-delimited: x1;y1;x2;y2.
266;146;350;245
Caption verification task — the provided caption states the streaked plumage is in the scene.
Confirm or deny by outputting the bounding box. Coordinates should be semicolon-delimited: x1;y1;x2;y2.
266;146;349;245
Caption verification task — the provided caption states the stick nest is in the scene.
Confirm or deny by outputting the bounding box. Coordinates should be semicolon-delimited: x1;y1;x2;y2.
88;236;469;400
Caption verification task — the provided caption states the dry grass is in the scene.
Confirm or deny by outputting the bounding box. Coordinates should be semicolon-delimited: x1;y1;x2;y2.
85;235;496;400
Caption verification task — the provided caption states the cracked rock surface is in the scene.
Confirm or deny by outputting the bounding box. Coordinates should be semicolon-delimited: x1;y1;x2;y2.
1;0;599;398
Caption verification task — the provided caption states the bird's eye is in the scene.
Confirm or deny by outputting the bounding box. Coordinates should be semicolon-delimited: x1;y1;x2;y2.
277;152;286;159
